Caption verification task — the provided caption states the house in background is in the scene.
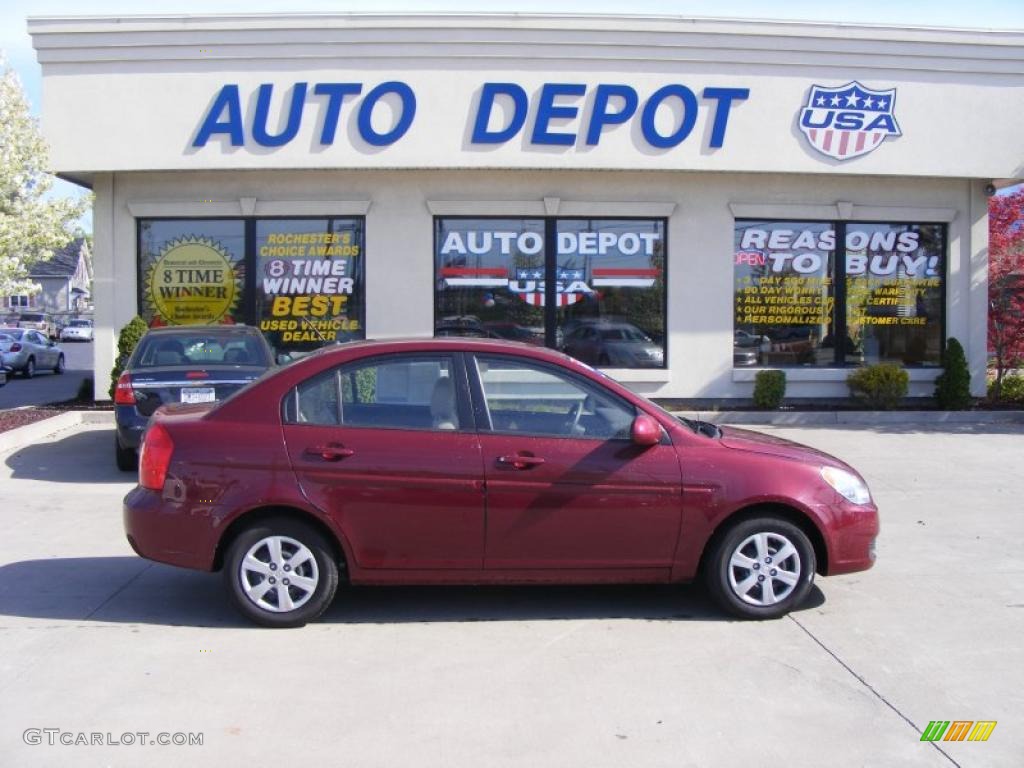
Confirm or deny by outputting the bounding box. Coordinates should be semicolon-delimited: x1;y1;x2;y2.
3;238;93;316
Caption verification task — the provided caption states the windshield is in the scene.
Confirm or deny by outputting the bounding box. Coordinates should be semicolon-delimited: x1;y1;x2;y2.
69;320;91;327
131;332;271;368
20;314;43;322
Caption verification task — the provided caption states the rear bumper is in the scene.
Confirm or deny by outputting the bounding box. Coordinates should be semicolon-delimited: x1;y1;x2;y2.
123;486;218;571
115;405;149;450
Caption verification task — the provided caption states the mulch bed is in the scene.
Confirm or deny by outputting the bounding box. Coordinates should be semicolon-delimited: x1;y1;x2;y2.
0;408;64;434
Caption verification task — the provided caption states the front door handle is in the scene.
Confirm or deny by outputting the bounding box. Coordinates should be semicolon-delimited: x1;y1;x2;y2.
497;453;545;470
305;444;355;462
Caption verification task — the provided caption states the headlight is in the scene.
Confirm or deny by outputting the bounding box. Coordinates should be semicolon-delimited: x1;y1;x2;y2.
820;466;872;505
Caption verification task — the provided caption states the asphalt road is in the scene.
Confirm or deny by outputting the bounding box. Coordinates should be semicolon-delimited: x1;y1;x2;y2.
0;341;94;408
0;420;1021;767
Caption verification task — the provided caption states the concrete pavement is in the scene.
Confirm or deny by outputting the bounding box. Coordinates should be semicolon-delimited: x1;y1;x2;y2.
0;421;1020;767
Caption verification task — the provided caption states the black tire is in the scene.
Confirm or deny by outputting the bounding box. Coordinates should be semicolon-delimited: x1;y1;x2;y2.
53;354;65;375
598;354;611;366
22;357;35;379
704;516;816;620
223;517;339;628
115;436;138;471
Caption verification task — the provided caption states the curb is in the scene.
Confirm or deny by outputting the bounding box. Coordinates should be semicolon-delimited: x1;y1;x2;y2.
672;410;1024;425
0;410;114;455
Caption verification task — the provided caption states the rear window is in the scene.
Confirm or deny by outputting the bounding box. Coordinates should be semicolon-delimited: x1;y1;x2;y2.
131;332;270;368
1;329;24;340
20;314;44;322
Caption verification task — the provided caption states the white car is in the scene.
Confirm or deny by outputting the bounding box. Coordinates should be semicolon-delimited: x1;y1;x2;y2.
60;319;94;342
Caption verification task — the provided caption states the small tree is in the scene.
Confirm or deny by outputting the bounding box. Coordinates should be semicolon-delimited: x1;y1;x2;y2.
988;188;1024;399
934;337;972;409
109;316;149;397
0;52;88;297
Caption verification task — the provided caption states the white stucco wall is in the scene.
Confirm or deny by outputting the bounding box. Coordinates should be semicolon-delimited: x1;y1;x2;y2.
91;168;985;400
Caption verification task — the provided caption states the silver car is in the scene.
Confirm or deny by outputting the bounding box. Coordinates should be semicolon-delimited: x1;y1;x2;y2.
0;328;66;378
60;318;94;342
561;321;665;368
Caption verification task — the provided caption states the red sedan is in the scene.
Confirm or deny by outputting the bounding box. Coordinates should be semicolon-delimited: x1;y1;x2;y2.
124;338;878;627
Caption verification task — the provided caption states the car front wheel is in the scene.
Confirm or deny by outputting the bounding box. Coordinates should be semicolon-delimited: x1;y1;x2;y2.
224;518;339;628
705;516;816;620
53;354;65;374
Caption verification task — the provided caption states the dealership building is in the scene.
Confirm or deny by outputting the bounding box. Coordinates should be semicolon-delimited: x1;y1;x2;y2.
28;13;1024;401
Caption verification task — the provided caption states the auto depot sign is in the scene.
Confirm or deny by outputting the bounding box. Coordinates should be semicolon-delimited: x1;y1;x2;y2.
192;80;752;151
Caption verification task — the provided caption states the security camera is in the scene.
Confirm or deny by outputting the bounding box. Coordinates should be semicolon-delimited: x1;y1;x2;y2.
984;183;996;197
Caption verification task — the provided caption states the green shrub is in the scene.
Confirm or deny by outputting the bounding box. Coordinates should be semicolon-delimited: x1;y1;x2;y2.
847;363;909;409
934;337;971;409
996;374;1024;404
753;369;786;409
108;316;149;398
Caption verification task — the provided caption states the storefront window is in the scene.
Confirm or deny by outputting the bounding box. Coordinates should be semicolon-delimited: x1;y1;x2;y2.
138;219;246;327
137;217;365;357
556;219;665;368
434;217;667;368
434;217;545;344
733;219;945;367
845;223;944;366
256;218;365;357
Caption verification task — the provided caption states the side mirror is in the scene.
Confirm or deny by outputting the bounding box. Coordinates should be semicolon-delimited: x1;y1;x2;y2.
276;352;293;366
631;414;662;447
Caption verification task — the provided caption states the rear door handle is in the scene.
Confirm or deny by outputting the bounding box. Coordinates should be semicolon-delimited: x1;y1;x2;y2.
305;444;355;462
497;453;545;470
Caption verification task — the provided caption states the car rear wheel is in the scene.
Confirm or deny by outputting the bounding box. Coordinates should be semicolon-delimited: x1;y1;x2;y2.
22;357;35;379
53;354;65;374
705;516;816;620
224;518;339;628
115;436;137;471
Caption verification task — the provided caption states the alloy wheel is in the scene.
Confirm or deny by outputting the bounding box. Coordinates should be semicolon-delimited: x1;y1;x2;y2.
238;535;320;613
727;532;801;606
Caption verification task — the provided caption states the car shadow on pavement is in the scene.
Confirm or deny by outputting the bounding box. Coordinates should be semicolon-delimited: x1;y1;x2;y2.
5;428;133;484
0;556;825;628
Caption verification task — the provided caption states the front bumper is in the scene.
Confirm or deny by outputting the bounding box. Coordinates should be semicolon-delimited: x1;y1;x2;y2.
823;499;880;575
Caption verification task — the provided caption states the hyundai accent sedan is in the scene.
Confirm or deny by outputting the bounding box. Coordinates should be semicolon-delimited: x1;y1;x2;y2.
123;338;878;628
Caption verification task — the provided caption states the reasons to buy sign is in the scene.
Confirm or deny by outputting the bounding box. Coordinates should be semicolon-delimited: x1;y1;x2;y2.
144;237;240;325
734;226;942;327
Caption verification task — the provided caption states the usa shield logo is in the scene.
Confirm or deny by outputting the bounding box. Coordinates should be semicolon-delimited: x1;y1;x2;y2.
798;81;901;161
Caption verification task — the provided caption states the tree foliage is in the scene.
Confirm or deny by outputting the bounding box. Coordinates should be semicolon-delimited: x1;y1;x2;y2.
0;52;87;297
989;188;1024;398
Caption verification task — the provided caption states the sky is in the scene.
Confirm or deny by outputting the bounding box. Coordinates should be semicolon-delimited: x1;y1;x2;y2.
3;0;1023;222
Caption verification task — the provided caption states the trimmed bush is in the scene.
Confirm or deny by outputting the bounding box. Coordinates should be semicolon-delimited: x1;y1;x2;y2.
753;369;786;409
995;374;1024;404
934;337;971;410
847;363;909;410
108;316;149;398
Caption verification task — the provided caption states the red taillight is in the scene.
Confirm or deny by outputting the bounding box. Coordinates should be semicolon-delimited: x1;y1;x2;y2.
114;371;135;405
186;371;208;379
139;423;174;490
9;343;21;352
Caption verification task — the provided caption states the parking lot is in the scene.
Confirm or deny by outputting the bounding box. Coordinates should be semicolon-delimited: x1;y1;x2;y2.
0;420;1021;767
0;341;94;408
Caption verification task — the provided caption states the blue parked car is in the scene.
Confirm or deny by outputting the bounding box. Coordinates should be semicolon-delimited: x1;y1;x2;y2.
113;325;275;470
